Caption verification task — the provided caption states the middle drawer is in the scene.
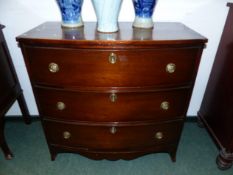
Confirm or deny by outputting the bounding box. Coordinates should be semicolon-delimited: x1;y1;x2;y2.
35;87;190;122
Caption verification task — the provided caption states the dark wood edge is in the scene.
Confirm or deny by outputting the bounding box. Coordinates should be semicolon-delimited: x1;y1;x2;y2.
0;24;5;29
34;84;192;93
43;118;184;126
179;23;208;43
227;3;233;7
1;25;22;86
197;111;223;150
17;40;207;49
5;115;197;122
0;84;22;115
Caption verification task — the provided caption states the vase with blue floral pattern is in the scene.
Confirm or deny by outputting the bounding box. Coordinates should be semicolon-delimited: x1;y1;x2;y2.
91;0;123;33
56;0;84;28
132;0;157;28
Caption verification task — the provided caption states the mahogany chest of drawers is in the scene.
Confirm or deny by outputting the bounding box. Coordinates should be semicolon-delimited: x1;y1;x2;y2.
17;22;207;161
198;3;233;170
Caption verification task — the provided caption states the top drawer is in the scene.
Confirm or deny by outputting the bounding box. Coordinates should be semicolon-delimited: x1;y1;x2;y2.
25;47;199;88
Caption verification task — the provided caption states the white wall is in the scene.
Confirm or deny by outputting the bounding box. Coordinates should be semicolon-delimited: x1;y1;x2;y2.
0;0;232;116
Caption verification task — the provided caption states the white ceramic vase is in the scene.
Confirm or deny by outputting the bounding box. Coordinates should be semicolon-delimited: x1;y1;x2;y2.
91;0;123;33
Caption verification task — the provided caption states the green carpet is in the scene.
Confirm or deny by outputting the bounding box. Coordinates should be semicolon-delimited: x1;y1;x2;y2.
0;120;232;175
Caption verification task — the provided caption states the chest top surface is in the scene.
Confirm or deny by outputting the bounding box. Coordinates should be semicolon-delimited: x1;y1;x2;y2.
16;22;207;47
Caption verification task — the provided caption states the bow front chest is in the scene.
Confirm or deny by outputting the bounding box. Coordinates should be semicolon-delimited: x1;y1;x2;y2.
17;22;207;161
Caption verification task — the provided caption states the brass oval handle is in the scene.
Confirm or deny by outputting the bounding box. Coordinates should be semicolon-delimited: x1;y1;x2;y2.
109;53;117;64
166;63;176;73
63;131;71;139
160;101;169;110
57;102;66;110
110;126;117;134
49;62;59;73
155;132;163;140
109;93;117;102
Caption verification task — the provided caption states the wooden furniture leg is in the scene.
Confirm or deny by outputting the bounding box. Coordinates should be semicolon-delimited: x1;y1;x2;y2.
0;116;13;159
17;93;31;124
216;149;233;170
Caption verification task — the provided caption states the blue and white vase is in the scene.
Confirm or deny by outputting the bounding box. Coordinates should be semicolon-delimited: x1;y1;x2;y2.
56;0;84;28
132;0;157;28
91;0;123;33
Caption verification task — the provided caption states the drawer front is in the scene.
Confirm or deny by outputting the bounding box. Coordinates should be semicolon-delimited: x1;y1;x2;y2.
43;120;183;151
35;87;190;122
26;47;199;87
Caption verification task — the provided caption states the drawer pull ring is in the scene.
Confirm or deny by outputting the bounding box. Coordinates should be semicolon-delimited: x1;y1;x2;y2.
155;132;163;140
109;53;117;64
160;101;169;110
110;126;117;134
57;102;66;110
109;93;117;102
63;131;71;139
49;62;59;73
166;63;176;73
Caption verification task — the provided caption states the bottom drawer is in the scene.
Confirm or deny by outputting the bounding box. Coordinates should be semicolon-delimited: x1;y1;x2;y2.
43;119;183;151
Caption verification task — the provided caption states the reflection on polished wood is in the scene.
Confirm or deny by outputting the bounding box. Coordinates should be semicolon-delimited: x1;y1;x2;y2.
17;22;207;47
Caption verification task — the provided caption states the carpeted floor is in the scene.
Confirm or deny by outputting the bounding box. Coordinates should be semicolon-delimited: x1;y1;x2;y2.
0;120;232;175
